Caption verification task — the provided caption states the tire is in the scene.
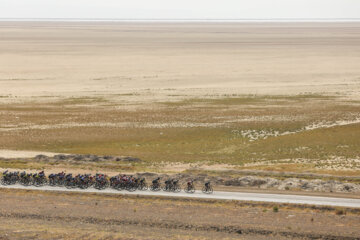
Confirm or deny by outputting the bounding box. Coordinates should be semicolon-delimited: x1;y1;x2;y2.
11;178;18;185
139;183;148;191
57;179;65;186
184;185;195;193
119;183;126;190
202;186;213;194
49;180;55;186
175;185;181;193
65;182;73;189
33;179;39;187
150;184;160;191
99;183;106;190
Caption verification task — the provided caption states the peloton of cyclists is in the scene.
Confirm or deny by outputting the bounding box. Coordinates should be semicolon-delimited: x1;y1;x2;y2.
1;170;214;193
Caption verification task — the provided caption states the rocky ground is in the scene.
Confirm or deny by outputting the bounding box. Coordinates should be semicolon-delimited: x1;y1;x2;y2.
33;154;141;163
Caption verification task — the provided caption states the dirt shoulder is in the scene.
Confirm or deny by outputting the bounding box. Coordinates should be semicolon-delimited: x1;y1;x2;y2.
0;188;359;239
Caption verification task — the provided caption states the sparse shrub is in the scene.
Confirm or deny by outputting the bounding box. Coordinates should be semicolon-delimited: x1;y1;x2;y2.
273;206;279;212
335;208;346;215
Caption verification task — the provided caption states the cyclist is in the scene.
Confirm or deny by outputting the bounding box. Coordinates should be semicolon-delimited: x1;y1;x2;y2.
187;179;193;186
152;177;160;187
187;179;194;189
164;179;172;190
58;172;65;184
65;173;73;183
48;173;56;184
172;179;181;192
202;181;213;194
152;177;160;184
184;179;195;193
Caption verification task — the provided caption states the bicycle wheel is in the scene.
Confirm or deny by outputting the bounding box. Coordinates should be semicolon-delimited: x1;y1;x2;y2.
49;179;55;186
139;183;148;191
183;184;188;193
152;184;161;191
43;178;48;186
127;185;136;192
25;180;32;186
114;183;121;191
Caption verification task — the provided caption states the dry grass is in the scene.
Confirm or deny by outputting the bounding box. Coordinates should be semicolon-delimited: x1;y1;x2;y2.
0;188;359;239
1;94;360;175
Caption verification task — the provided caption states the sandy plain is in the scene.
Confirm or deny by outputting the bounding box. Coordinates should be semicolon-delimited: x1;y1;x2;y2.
0;22;360;100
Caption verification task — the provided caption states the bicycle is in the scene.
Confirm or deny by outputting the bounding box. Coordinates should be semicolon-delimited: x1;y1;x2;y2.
150;178;161;191
138;178;148;191
184;180;195;193
202;182;213;194
172;180;181;193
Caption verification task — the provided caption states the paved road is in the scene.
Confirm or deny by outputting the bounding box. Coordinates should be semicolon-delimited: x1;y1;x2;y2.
1;184;360;208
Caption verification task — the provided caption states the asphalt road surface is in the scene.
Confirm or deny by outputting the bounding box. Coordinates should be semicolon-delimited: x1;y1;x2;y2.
1;184;360;208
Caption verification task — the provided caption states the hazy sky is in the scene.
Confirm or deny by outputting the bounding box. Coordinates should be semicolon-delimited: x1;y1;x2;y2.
0;0;359;19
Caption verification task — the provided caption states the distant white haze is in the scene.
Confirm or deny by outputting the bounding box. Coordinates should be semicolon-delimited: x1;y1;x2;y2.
0;0;359;20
